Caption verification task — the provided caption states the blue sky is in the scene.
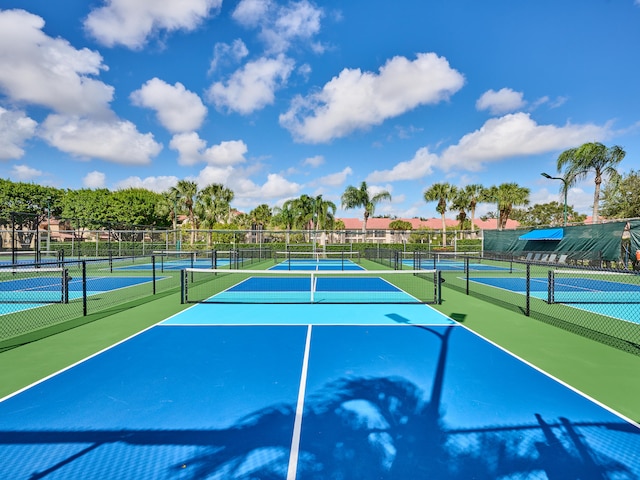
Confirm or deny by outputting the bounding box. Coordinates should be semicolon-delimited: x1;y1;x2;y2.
0;0;639;220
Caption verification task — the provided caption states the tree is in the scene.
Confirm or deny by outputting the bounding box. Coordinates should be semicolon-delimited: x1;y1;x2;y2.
341;181;391;240
61;188;112;238
171;180;198;245
195;183;235;229
601;170;640;219
556;142;625;223
272;201;297;243
511;202;586;226
463;184;485;234
312;195;337;231
450;188;470;231
488;183;530;230
424;183;457;245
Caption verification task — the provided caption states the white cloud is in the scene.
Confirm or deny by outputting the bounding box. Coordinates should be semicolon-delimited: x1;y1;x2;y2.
233;0;323;54
203;140;248;166
115;175;179;192
0;9;113;117
170;132;248;166
366;147;438;182
476;88;526;115
209;39;249;73
207;54;295;114
302;155;324;167
0;107;37;160
439;113;612;171
280;52;465;143
84;0;222;49
169;132;206;166
83;170;106;188
232;0;271;27
194;166;301;207
317;166;352;186
532;186;592;214
195;165;235;187
40;115;162;165
10;164;42;181
130;78;207;133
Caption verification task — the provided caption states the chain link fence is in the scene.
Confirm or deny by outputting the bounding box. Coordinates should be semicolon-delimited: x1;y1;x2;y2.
365;250;640;355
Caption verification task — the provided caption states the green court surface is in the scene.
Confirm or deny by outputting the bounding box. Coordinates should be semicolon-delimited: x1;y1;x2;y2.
1;277;640;426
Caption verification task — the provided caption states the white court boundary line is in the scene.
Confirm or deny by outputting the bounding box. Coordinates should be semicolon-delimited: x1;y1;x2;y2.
287;324;312;480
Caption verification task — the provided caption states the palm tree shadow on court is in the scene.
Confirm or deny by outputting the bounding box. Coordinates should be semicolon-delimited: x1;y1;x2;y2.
169;325;635;480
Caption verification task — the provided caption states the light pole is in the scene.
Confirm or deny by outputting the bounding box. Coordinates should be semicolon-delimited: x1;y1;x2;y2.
541;172;568;226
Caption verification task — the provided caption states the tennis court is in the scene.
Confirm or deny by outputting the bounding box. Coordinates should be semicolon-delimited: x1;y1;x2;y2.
0;262;639;479
0;271;160;315
402;252;513;272
470;270;640;324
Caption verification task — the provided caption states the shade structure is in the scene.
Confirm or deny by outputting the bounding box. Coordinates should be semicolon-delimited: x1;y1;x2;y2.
518;228;564;241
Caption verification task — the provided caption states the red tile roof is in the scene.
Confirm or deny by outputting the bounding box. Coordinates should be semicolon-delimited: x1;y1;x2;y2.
338;217;519;230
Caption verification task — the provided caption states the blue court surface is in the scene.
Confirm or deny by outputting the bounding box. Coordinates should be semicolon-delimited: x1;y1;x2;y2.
471;276;640;324
1;287;639;478
0;276;159;315
113;258;221;271
402;259;513;272
270;260;364;271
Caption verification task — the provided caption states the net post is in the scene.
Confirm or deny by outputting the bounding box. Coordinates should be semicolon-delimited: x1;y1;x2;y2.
465;260;470;295
212;249;217;269
82;261;87;316
310;272;315;302
548;269;555;304
525;263;530;316
152;255;156;295
62;268;68;303
181;269;186;304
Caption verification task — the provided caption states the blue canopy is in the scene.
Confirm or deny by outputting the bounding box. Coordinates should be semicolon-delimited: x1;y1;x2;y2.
518;228;564;241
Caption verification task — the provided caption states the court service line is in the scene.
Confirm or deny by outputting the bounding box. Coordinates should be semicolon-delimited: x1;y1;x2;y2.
287;324;312;480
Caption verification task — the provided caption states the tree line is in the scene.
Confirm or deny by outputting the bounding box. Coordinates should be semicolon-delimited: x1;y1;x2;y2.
0;142;630;236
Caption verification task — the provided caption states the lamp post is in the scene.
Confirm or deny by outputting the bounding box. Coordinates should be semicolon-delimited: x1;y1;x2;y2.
541;172;568;226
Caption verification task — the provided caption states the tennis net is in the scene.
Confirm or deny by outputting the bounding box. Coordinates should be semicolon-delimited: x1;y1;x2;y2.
181;268;441;304
0;267;69;303
0;250;62;265
402;251;482;271
548;269;640;304
273;250;361;267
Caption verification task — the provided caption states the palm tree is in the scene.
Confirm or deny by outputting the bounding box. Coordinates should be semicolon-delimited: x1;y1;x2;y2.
424;183;457;246
450;188;470;231
492;183;530;230
272;201;297;244
556;142;625;223
341;181;392;241
463;184;485;235
197;183;235;226
312;195;337;250
312;195;337;231
171;180;198;245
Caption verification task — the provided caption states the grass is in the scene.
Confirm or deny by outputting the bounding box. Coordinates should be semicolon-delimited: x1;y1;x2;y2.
1;258;639;425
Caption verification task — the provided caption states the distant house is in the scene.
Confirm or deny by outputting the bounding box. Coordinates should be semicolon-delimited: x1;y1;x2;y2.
335;217;519;244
